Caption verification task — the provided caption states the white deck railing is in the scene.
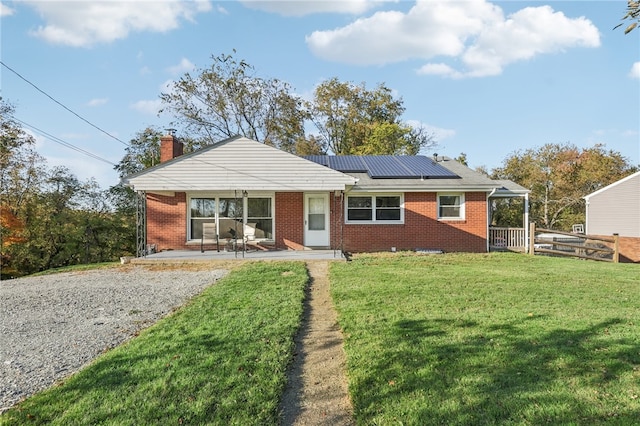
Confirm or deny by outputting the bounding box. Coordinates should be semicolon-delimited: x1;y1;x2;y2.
489;227;526;251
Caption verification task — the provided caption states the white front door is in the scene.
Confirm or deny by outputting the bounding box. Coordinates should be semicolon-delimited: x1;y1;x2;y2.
304;193;330;247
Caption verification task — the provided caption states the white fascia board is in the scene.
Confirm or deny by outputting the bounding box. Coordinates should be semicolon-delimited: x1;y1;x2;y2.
349;185;497;193
583;171;640;200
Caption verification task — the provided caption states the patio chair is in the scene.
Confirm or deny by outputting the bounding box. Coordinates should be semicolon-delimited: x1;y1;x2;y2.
201;222;218;253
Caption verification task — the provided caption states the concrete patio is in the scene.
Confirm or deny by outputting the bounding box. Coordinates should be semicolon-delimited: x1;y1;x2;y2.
131;249;348;262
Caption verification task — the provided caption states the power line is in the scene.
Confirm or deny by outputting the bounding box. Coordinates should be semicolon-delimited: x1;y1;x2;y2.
0;60;130;147
15;117;118;167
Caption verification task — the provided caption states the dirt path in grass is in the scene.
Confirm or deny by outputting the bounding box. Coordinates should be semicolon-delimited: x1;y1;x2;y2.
280;261;354;426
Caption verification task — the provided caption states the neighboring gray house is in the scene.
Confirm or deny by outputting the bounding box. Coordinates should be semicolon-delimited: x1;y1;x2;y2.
584;171;640;237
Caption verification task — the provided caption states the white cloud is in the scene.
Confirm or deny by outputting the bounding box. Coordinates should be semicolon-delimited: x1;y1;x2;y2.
24;0;212;47
87;98;108;107
130;99;162;115
424;124;456;141
630;62;640;79
132;79;174;115
160;79;176;93
406;119;456;142
1;2;15;17
460;5;601;78
48;154;120;188
24;128;46;150
239;0;387;17
306;0;600;78
168;57;195;75
417;63;463;79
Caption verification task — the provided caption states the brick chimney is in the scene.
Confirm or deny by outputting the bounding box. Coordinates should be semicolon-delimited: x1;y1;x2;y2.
160;129;183;163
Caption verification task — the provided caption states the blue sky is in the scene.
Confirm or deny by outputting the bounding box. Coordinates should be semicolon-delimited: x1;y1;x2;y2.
1;0;638;189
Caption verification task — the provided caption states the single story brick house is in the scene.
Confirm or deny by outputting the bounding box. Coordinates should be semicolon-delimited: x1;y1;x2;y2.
123;134;529;255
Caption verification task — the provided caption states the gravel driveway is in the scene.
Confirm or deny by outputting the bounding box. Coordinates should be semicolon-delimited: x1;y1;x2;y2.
0;266;227;412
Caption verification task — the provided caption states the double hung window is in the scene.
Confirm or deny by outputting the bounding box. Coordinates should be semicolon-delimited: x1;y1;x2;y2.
190;198;216;240
438;193;465;219
247;198;273;239
346;194;402;223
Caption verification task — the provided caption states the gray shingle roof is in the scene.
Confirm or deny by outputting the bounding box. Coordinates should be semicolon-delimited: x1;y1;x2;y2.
345;157;505;192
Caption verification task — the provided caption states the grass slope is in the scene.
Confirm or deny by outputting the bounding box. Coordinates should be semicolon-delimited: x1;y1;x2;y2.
1;262;307;426
331;253;640;425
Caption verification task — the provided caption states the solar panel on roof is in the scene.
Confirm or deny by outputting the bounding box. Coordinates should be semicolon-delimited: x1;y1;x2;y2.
328;156;368;172
303;155;329;166
396;156;459;179
302;154;459;179
362;156;416;178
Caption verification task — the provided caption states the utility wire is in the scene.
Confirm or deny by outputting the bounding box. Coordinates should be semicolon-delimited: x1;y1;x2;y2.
1;60;130;147
15;117;118;166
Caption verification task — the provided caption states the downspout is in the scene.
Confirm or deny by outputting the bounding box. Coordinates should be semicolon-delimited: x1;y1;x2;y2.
333;191;342;257
583;196;589;235
487;188;497;252
341;179;359;256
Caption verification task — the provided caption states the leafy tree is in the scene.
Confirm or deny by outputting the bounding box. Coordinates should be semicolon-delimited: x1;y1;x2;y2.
114;127;164;177
160;51;306;151
615;0;639;33
492;143;637;230
0;98;45;212
454;153;468;166
1;98;136;277
160;52;436;156
309;78;435;155
7;167;136;274
1;98;46;276
293;134;324;156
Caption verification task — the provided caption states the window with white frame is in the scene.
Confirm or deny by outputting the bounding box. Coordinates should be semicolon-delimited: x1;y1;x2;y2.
190;198;216;239
188;195;273;240
346;194;403;223
247;197;273;239
438;193;465;219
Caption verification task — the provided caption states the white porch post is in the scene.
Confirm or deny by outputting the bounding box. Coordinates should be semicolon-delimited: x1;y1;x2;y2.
486;191;495;252
524;193;530;253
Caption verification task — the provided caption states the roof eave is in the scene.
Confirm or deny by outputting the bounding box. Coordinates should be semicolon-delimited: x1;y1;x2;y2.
349;184;499;192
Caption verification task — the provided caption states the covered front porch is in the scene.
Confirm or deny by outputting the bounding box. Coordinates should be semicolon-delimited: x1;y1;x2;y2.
488;180;530;252
489;227;528;252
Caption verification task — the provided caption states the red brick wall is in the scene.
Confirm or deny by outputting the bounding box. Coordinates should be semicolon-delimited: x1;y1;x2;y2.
342;192;488;253
145;191;310;252
146;192;187;251
275;192;305;250
145;191;489;253
160;135;183;163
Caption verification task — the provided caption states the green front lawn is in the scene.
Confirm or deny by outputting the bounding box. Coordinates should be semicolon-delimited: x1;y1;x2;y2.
4;253;638;425
1;262;307;426
331;253;640;425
